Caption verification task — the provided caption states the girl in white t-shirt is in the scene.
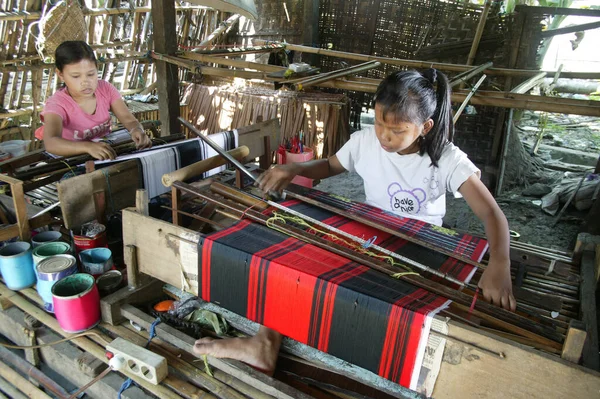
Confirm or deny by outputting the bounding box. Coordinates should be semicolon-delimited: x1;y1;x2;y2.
258;69;516;311
38;41;152;160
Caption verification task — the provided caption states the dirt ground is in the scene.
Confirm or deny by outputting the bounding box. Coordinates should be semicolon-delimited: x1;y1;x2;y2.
315;171;583;251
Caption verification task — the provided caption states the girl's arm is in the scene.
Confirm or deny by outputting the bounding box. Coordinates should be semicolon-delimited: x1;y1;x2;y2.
42;113;117;160
110;98;152;149
459;174;516;311
257;155;347;193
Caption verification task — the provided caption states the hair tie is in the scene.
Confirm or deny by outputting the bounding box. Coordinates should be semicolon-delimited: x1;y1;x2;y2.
423;68;437;85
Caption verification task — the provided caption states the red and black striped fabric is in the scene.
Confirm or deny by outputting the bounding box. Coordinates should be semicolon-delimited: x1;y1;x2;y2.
198;200;485;388
304;189;489;262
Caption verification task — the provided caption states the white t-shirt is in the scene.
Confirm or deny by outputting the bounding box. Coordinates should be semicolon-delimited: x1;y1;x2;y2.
336;127;480;226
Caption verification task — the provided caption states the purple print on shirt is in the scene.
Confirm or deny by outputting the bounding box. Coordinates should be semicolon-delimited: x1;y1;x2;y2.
387;182;426;215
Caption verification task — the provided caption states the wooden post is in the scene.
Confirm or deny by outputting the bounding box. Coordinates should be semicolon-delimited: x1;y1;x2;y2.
302;0;321;65
11;180;30;241
259;135;272;170
152;0;180;136
561;320;587;364
135;189;149;216
171;186;181;226
580;250;600;370
125;244;140;289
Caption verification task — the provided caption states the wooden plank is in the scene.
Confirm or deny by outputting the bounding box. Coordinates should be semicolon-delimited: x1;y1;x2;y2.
561;320;587;364
580;250;600;371
0;361;51;399
122;208;201;293
152;0;180;136
0;306;39;366
120;304;314;399
100;278;163;325
11;180;30;241
433;321;600;398
0;376;28;399
237;118;281;163
136;189;149;216
57;159;140;229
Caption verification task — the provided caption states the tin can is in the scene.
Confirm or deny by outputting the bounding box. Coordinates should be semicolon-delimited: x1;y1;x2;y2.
31;231;63;248
52;273;100;333
96;270;123;296
79;247;113;276
36;255;78;313
0;242;36;290
32;242;72;266
73;224;108;254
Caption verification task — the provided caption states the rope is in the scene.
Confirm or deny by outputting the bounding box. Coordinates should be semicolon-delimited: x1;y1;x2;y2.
117;378;136;399
146;317;161;348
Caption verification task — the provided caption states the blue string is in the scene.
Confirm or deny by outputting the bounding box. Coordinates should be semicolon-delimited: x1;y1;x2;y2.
146;317;161;348
117;378;135;399
362;235;377;249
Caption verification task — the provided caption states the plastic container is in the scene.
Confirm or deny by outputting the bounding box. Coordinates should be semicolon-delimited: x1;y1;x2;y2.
277;147;315;188
0;140;31;158
32;241;72;266
52;273;100;333
0;242;36;290
36;254;78;312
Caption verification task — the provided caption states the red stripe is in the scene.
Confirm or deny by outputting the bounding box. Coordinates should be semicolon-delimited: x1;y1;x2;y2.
201;239;213;301
472;239;489;261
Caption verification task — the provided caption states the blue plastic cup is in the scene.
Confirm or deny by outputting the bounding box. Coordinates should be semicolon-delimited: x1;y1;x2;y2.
0;241;36;290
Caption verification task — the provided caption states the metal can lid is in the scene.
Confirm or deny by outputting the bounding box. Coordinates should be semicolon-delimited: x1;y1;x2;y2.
36;254;77;276
96;270;122;290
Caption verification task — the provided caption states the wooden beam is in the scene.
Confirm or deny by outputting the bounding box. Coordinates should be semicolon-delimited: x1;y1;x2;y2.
580;250;600;370
511;72;547;94
561;320;587;364
517;5;600;17
253;40;600;80
152;0;180;136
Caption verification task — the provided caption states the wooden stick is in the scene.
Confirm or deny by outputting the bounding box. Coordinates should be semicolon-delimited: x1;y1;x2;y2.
162;146;249;187
453;74;487;123
0;361;52;399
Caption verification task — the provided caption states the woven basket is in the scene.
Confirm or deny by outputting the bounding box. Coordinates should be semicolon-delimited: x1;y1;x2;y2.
36;1;87;62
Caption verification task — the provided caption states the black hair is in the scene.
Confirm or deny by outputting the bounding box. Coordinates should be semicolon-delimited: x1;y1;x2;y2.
373;69;453;167
54;41;97;72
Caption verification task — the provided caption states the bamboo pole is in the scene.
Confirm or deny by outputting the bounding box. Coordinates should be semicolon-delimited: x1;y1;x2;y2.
0;362;52;399
194;13;241;50
253;40;600;80
453;74;487;123
466;0;492;66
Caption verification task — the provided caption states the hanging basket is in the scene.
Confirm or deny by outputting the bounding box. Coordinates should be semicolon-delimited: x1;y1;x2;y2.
35;1;87;62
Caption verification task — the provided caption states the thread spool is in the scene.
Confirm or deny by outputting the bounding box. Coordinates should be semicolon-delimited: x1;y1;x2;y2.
0;242;36;290
31;231;63;248
36;255;78;313
52;274;100;333
32;242;72;266
79;248;113;277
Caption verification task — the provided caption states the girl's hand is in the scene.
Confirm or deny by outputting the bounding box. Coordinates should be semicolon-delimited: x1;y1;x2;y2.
478;257;516;311
256;164;300;194
86;142;117;160
131;127;152;149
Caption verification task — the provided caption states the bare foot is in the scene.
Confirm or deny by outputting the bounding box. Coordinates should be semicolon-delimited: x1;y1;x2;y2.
193;326;282;375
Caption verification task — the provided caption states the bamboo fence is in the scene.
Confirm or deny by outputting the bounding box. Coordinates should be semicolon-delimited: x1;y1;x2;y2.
0;0;228;141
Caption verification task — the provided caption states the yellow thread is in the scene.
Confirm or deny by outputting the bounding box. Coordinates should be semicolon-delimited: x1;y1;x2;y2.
431;225;458;236
391;272;419;279
266;212;415;273
202;354;213;377
60;160;77;177
329;194;352;203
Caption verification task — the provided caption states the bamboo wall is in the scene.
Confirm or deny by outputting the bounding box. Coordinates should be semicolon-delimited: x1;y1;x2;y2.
0;0;228;142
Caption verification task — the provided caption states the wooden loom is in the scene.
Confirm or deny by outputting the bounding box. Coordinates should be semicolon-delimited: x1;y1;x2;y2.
96;118;599;398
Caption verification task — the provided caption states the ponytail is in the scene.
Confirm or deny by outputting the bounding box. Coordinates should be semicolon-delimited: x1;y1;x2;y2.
420;68;453;167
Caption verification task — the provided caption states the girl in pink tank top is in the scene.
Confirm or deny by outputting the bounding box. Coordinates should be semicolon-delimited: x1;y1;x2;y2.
39;41;152;160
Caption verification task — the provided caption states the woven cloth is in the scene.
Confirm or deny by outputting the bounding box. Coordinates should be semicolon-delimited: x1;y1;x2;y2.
198;199;485;388
36;1;87;61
